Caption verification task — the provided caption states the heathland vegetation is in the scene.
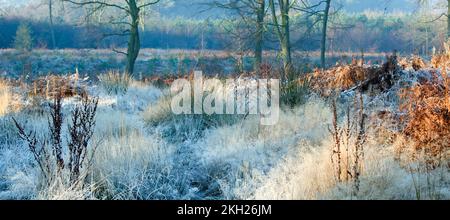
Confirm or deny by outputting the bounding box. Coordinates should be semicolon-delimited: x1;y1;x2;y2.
0;0;448;200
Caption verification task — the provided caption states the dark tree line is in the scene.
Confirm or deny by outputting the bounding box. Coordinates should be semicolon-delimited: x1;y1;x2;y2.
0;17;227;50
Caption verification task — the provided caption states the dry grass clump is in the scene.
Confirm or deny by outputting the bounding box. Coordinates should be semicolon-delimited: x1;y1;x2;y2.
92;130;179;199
399;69;449;161
142;93;173;127
143;97;243;143
98;71;132;95
0;79;11;116
0;79;22;116
310;60;364;96
280;68;311;107
397;44;449;162
91;109;187;200
252;143;335;200
250;97;448;200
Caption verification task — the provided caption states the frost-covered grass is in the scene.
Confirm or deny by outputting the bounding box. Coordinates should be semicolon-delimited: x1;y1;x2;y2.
0;143;38;200
0;81;196;200
197;100;331;165
192;97;450;200
252;139;450;200
0;116;47;199
0;69;449;200
92;116;184;200
142;92;244;143
193;100;334;199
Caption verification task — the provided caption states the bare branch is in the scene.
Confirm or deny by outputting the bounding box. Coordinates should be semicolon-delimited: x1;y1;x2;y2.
112;48;128;56
63;0;130;13
138;0;160;9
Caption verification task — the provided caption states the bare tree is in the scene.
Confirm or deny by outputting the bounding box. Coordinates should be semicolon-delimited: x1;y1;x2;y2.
63;0;161;74
269;0;292;79
417;0;450;40
444;0;449;40
49;0;57;49
255;0;266;72
294;0;333;68
212;0;267;74
321;0;331;68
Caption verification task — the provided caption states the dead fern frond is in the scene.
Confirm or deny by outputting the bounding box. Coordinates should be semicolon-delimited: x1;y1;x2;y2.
399;68;450;163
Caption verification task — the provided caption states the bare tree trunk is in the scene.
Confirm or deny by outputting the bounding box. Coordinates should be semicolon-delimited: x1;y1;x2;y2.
255;0;265;74
321;0;331;68
270;0;292;81
49;0;57;49
280;0;291;75
62;0;161;75
126;0;140;75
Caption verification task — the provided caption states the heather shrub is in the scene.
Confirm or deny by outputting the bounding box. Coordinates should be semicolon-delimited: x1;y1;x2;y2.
281;75;310;108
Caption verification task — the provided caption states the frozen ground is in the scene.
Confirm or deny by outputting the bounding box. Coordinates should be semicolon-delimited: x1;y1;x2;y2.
0;58;449;200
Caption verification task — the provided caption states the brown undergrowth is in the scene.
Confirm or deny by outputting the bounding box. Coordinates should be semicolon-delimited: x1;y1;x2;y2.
310;54;399;97
28;73;88;99
399;45;450;163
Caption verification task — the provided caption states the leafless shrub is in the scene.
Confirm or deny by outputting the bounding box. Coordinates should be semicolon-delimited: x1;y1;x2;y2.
330;99;343;182
329;92;367;195
352;93;367;194
67;96;99;184
49;94;64;172
12;93;99;188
